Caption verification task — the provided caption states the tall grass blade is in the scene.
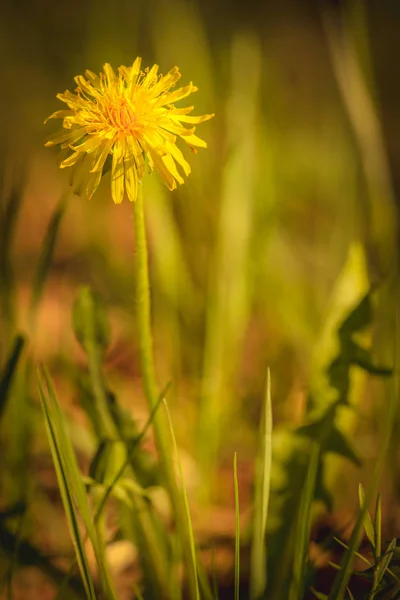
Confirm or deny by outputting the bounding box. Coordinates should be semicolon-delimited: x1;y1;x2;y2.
374;537;396;591
358;483;375;550
0;157;26;344
0;335;24;421
132;582;145;600
211;548;220;600
198;33;261;494
37;370;97;600
37;366;118;600
30;191;70;322
163;398;200;600
289;442;319;600
374;493;382;560
347;588;356;600
322;2;396;277
250;368;272;599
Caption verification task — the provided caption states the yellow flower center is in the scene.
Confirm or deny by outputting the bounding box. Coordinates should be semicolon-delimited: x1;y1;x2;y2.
106;98;142;136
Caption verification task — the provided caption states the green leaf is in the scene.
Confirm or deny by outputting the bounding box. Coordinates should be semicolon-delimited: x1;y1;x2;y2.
345;339;392;376
297;420;361;467
338;293;372;338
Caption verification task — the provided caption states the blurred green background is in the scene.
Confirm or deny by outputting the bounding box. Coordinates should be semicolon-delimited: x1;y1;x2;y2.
1;0;400;597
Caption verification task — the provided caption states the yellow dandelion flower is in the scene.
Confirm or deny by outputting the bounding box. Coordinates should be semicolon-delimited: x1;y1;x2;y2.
45;58;214;204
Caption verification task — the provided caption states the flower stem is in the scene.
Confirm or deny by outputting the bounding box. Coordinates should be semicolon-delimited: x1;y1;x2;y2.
132;186;160;412
132;186;199;599
132;185;177;485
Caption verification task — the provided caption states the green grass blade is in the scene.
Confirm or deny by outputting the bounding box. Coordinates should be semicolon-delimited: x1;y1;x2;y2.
333;537;373;569
289;442;319;600
163;398;200;600
211;548;220;600
374;493;382;560
374;537;396;590
358;483;375;551
30;191;70;322
37;366;118;600
347;588;356;600
234;452;240;600
37;371;97;600
310;590;328;600
198;33;261;495
328;472;381;597
132;582;145;600
0;335;25;421
250;368;272;599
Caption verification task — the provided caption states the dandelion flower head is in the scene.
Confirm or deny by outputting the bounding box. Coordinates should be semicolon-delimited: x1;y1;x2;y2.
45;58;214;204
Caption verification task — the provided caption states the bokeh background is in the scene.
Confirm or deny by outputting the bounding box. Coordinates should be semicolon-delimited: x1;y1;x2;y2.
1;0;400;597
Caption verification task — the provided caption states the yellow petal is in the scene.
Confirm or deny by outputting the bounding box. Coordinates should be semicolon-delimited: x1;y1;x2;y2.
142;64;159;89
124;140;138;202
127;57;142;93
72;154;93;196
45;126;86;147
90;138;114;172
182;133;207;148
85;168;102;199
169;106;195;115
162;153;184;185
74;75;97;97
172;112;214;124
132;138;146;179
111;138;125;204
56;147;70;166
84;70;101;88
167;143;191;176
103;63;116;87
60;151;81;168
142;129;171;152
150;67;181;97
71;135;104;153
157;83;198;107
162;121;196;137
44;109;74;124
56;90;79;107
146;147;176;191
